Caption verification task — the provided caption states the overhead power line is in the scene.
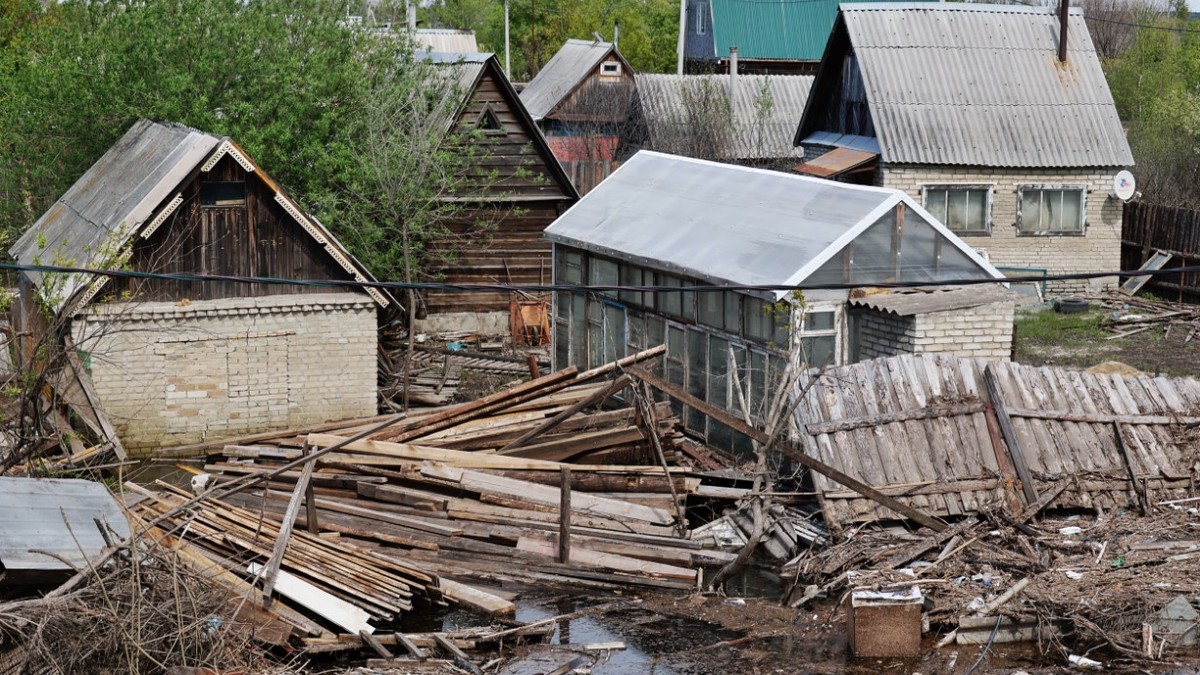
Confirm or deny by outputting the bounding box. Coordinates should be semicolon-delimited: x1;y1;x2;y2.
2;260;1198;295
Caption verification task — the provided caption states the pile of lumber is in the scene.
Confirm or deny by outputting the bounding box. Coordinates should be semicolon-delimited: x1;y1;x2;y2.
692;501;828;558
1087;292;1200;342
148;349;748;639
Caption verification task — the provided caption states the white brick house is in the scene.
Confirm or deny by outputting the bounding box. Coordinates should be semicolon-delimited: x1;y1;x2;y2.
794;4;1134;294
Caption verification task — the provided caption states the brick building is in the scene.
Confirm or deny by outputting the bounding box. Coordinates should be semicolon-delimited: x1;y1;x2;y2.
794;3;1134;294
10;120;393;453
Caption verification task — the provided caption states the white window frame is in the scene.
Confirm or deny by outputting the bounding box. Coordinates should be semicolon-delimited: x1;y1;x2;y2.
921;183;993;235
600;61;622;77
1016;184;1087;236
791;302;842;370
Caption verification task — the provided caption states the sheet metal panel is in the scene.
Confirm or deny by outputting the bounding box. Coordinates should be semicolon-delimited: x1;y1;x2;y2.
837;3;1134;167
520;39;615;121
709;0;913;61
849;286;1018;315
415;29;479;54
636;73;814;160
0;477;130;572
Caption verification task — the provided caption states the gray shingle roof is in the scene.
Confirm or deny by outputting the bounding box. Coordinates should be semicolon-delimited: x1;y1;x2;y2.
520;39;620;121
800;3;1134;168
636;73;814;160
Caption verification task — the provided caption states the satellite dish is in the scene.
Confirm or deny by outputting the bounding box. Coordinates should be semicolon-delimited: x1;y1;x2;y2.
1112;170;1137;202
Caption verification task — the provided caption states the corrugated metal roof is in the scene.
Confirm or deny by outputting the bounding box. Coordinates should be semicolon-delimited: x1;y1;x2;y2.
415;28;479;54
849;285;1019;315
544;151;1001;298
635;73;813;160
520;39;619;121
9;120;395;312
825;3;1134;167
0;477;130;573
709;0;914;61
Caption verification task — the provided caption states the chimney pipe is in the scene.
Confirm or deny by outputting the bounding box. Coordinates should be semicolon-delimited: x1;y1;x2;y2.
614;21;620;48
1058;0;1068;62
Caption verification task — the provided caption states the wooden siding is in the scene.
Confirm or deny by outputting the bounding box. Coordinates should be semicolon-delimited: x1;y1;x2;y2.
1121;200;1200;301
797;354;1200;527
106;155;357;303
424;61;576;316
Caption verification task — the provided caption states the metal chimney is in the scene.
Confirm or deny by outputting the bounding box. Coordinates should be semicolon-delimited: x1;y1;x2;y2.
1058;0;1068;62
728;46;738;102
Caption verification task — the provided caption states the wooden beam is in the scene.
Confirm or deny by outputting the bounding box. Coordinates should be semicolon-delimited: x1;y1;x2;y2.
982;365;1039;505
559;466;571;564
1112;422;1150;514
1006;407;1200;426
260;448;317;607
630;367;947;532
498;375;631;453
805;402;988;435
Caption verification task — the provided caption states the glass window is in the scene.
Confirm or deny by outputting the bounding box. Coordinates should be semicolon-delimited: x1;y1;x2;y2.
708;335;729;410
619;264;647;308
681;281;696;321
558;249;584;284
723;292;741;334
660;275;682;317
603;302;626;362
1018;186;1085;235
923;185;991;235
686;329;708;432
589;257;618;288
627;311;645;353
666;324;686;387
570;293;586;365
797;307;838;368
697;290;723;327
554;292;570;368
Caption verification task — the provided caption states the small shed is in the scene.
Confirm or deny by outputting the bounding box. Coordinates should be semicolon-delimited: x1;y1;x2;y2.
545;150;1005;451
848;286;1017;362
419;52;578;333
10;119;392;453
520;39;635;193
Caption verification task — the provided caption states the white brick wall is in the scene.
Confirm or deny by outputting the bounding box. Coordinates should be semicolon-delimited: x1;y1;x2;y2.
853;302;1013;361
72;293;378;454
881;165;1124;295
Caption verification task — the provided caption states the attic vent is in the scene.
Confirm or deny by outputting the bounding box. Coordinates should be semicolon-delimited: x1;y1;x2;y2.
600;61;621;76
475;105;505;134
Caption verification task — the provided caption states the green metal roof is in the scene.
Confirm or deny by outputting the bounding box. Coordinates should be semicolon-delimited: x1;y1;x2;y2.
709;0;914;61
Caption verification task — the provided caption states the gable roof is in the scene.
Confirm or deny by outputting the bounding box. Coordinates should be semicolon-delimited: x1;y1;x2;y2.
424;52;579;200
707;0;913;61
519;39;629;121
10;119;394;313
544;151;1002;300
635;73;813;160
795;3;1134;168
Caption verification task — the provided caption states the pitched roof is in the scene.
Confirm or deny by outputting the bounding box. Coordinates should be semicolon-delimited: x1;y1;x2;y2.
796;3;1134;167
423;52;579;200
635;73;813;160
10;119;393;312
544;151;1002;300
414;28;479;54
707;0;913;61
519;39;626;121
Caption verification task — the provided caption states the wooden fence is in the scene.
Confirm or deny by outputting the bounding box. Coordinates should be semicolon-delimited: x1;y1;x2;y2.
1121;201;1200;300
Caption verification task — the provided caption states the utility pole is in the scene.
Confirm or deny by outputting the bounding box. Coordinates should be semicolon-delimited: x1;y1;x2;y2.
505;0;511;75
676;0;686;75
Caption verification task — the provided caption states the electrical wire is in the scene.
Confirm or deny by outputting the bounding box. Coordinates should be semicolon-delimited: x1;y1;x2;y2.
4;260;1200;295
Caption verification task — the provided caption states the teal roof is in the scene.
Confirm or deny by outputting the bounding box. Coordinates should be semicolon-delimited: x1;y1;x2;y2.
709;0;913;61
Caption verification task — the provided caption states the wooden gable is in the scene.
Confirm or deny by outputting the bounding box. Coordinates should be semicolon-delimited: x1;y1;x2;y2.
449;59;577;204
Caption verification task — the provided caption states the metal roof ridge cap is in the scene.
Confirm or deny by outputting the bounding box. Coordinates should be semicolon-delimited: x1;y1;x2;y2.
634;150;898;198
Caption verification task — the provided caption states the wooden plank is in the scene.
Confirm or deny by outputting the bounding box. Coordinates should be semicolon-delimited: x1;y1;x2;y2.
260;449;317;607
423;463;676;526
499;375;631;452
433;633;484;675
514;537;698;583
632;367;947;532
559;467;571;564
983;365;1038;505
439;577;516;616
1005;407;1200;425
247;562;374;635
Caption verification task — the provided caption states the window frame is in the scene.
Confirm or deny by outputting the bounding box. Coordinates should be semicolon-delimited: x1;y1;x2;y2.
694;1;709;35
1016;184;1087;236
793;303;842;369
920;183;993;236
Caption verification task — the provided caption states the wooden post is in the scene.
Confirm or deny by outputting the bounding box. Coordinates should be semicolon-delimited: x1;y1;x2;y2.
559;466;571;564
527;353;541;379
304;443;319;534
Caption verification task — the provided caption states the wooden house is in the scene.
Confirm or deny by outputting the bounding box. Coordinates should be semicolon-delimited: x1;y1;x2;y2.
419;52;579;334
9;119;392;453
546;151;1010;454
519;39;635;193
794;3;1134;294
